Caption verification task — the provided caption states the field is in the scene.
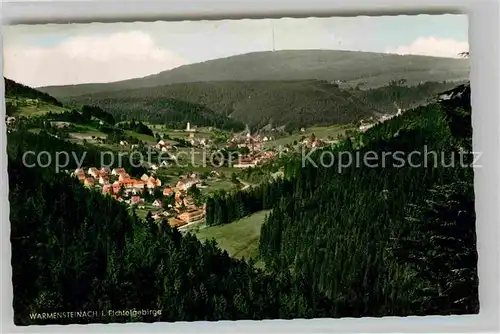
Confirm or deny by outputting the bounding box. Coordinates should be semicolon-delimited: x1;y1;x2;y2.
201;178;237;194
124;130;156;143
194;210;270;263
6;98;68;117
134;203;158;220
263;124;353;148
156;166;241;195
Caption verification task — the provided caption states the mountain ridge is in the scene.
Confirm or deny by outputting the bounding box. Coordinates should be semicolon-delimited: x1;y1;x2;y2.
38;50;469;98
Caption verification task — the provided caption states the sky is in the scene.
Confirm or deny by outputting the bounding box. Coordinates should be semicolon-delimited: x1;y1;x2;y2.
3;14;468;88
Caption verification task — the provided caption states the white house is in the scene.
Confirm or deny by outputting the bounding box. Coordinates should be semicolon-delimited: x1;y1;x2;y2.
176;177;200;191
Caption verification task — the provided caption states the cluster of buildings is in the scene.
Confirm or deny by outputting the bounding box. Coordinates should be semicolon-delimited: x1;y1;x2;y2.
186;133;210;147
155;140;173;152
154;135;209;152
228;132;274;153
72;167;162;200
72;167;206;229
299;135;326;148
233;151;277;168
164;174;206;228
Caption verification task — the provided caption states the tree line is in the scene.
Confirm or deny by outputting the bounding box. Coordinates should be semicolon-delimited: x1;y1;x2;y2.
61;80;460;132
7;130;147;177
117;120;154;136
4;77;63;107
65;96;246;132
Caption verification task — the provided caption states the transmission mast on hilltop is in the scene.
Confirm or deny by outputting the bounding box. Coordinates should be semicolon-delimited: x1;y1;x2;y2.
272;26;275;52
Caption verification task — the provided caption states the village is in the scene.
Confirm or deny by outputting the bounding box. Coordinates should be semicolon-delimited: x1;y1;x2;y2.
4;108;343;231
72;166;208;229
68;123;337;230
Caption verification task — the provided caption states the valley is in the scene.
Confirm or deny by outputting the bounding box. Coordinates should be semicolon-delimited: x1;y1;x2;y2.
5;48;477;325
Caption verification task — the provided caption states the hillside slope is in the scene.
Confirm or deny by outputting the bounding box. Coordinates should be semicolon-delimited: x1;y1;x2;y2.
5;78;67;116
5;77;245;132
206;82;478;316
60;80;461;130
38;50;469;97
5;78;63;106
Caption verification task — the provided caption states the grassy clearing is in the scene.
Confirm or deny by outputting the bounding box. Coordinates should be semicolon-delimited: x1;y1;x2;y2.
124;130;157;143
70;125;107;137
157;128;215;140
264;124;352;149
134;204;161;220
155;169;239;195
10;102;68;117
67;125;108;145
201;179;236;194
194;210;270;262
157;165;239;179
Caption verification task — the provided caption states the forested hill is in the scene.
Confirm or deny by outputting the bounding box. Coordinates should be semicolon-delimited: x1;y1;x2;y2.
56;80;460;131
7;130;147;177
74;97;247;132
4;78;245;132
39;50;469;97
206;82;478;316
5;77;63;107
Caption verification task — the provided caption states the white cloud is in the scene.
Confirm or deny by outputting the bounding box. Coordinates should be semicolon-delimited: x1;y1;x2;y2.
388;37;469;58
3;31;187;87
